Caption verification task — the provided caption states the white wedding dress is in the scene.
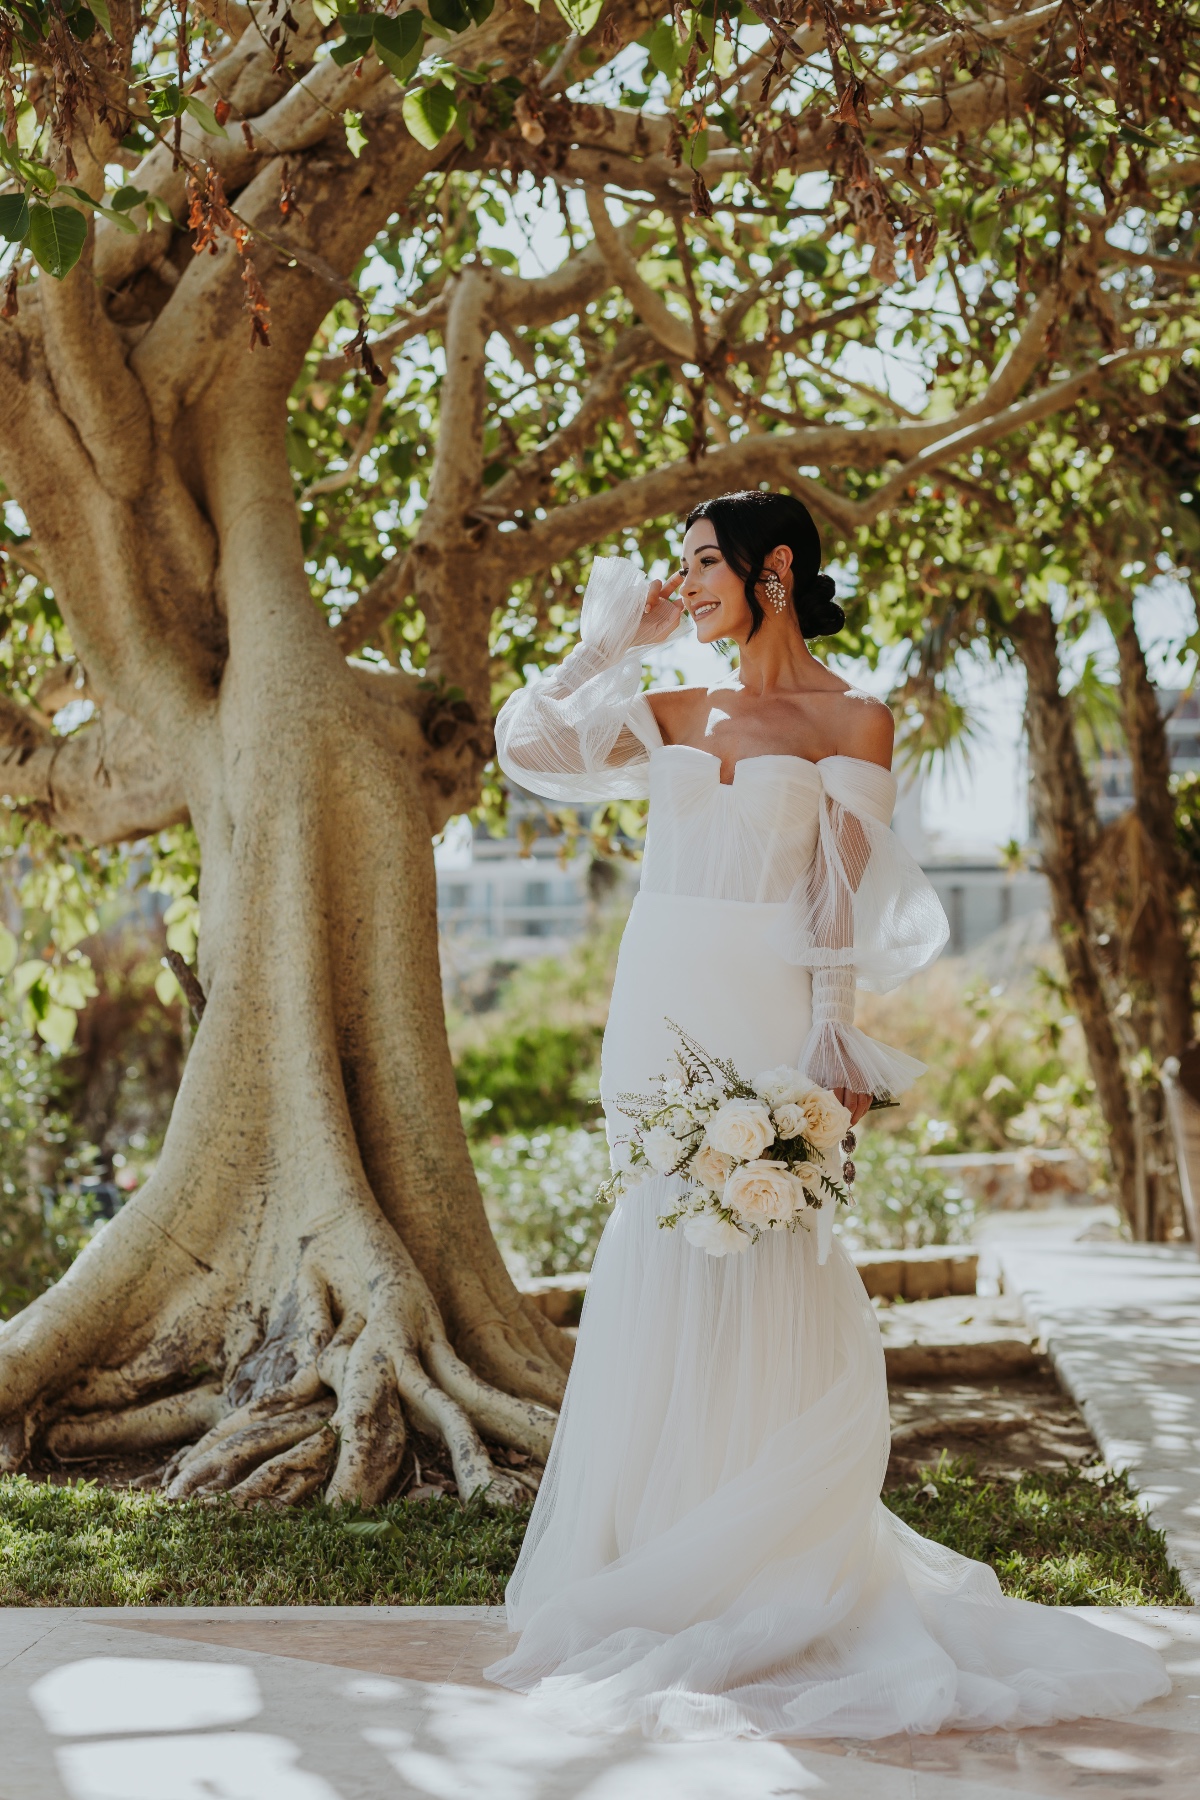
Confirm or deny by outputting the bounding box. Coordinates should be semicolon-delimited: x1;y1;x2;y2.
485;557;1169;1740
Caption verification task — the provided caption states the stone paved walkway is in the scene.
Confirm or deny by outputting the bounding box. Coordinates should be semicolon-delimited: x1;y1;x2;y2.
2;1604;1198;1798
995;1232;1200;1600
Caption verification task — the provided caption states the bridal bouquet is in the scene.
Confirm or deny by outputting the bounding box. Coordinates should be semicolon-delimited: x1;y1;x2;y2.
602;1022;856;1261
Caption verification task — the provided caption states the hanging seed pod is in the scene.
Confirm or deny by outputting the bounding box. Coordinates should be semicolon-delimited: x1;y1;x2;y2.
843;1160;857;1186
842;1130;857;1155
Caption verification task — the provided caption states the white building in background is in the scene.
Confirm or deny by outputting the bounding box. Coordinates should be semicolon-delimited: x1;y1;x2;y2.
1092;686;1200;824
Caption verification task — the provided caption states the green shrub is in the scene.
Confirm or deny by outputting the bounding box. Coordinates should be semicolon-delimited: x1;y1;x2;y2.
0;999;96;1319
858;956;1099;1155
838;1130;975;1251
472;1126;612;1279
456;1023;603;1137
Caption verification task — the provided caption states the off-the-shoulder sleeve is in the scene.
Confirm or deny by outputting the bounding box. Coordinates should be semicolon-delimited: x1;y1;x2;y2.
767;755;950;1101
494;557;663;803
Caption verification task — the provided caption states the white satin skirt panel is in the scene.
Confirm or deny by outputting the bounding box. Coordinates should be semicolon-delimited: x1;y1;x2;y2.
600;890;813;1133
486;887;1170;1739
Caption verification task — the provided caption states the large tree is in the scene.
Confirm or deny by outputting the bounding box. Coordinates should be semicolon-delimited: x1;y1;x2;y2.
0;0;1197;1500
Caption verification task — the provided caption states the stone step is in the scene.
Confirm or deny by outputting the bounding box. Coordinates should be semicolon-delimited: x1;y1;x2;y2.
519;1245;980;1327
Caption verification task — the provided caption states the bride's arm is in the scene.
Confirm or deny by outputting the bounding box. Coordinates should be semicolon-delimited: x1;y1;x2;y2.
769;738;949;1118
495;560;682;803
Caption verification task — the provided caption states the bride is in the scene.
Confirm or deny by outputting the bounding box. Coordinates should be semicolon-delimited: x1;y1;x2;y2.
486;489;1168;1740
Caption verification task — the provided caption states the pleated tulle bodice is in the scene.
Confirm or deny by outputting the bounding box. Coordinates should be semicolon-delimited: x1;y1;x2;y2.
640;747;822;904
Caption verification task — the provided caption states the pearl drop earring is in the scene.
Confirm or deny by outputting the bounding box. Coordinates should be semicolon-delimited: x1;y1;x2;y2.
763;569;788;612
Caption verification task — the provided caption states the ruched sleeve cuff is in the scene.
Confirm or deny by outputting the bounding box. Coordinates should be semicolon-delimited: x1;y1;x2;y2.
495;558;660;804
796;966;927;1100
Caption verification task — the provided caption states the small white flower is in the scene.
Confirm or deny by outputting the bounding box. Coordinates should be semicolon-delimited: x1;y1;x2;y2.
683;1209;751;1257
724;1160;804;1224
705;1098;774;1161
792;1159;822;1194
643;1124;684;1174
689;1141;733;1194
772;1100;810;1140
753;1066;815;1110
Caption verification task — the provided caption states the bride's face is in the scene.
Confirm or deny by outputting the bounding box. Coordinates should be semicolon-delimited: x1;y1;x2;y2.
678;524;754;643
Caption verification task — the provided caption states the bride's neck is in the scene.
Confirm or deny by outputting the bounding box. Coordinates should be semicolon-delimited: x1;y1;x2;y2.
734;619;827;696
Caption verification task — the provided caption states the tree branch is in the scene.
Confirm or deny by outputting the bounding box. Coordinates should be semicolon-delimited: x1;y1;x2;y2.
506;340;1192;571
585;193;695;359
0;708;188;844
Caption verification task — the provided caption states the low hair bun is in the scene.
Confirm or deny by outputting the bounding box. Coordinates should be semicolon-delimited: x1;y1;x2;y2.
793;573;844;639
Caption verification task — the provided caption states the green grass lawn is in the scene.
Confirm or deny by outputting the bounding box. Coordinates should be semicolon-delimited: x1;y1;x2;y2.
0;1459;1187;1607
885;1458;1190;1606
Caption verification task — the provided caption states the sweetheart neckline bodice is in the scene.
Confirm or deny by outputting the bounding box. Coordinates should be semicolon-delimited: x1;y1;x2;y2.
651;744;822;788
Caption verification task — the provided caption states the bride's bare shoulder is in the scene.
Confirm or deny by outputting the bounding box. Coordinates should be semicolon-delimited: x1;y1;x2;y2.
827;688;895;768
645;685;725;739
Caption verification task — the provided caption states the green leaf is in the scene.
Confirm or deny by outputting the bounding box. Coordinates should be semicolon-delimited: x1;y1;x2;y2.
455;98;476;152
643;20;678;81
311;0;338;20
429;0;471;31
790;240;828;277
36;1002;78;1052
185;96;228;137
11;960;49;999
682;128;709;171
147;83;186;121
97;206;140;236
0;192;30;243
65;7;97;39
89;0;112;33
466;0;494;22
552;0;602;33
402;84;456;149
109;185;149;213
374;10;425;81
0;924;17;977
27;203;88;279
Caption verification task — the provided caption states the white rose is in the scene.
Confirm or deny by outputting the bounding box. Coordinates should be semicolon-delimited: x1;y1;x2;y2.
792;1159;822;1194
724;1159;803;1225
800;1089;853;1150
642;1124;685;1174
705;1098;774;1161
753;1066;813;1110
689;1141;733;1194
772;1100;810;1141
682;1209;750;1257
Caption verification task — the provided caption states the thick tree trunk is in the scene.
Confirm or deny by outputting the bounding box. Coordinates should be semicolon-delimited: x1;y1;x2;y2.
0;629;568;1495
1105;615;1193;1239
1115;615;1195;1060
1014;606;1147;1233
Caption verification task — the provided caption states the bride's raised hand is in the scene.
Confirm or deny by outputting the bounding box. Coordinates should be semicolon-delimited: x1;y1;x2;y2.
632;571;685;646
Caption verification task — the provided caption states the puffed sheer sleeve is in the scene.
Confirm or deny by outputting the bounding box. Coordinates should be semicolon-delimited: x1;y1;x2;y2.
495;557;664;803
767;756;950;1101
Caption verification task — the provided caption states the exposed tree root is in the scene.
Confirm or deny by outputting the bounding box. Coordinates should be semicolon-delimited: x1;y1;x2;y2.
1;1174;558;1507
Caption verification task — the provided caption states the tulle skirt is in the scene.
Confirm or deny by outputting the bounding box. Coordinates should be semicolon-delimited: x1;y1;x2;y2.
485;894;1170;1738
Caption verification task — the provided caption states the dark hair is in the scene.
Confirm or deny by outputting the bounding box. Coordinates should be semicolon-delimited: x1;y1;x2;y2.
684;490;844;640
